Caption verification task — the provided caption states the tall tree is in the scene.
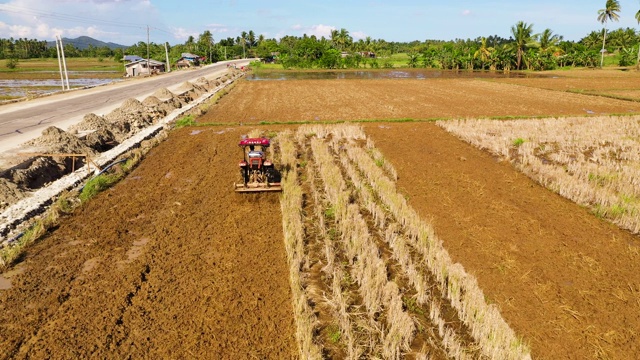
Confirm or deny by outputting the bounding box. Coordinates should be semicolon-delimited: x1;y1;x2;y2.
597;0;621;67
537;28;562;55
474;37;493;69
248;30;256;48
510;21;535;70
198;30;214;62
185;35;195;52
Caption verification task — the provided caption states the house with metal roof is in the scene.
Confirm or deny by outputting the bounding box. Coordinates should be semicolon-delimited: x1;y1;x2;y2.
124;59;166;77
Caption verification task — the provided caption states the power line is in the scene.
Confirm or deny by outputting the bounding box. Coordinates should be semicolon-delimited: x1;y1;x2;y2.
0;4;175;35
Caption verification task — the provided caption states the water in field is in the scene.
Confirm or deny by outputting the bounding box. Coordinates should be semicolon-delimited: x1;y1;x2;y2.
0;72;122;98
247;69;551;81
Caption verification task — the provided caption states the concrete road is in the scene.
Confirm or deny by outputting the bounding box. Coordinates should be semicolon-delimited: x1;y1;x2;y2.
0;59;251;155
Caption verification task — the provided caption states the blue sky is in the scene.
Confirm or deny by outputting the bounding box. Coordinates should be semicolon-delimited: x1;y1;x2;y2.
0;0;639;46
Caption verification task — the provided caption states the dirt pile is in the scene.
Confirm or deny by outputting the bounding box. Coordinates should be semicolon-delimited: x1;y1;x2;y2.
25;126;97;155
8;157;66;190
172;82;199;103
142;95;182;116
0;179;24;210
0;127;99;193
83;128;117;152
195;77;214;90
69;113;112;133
104;98;156;140
152;88;176;100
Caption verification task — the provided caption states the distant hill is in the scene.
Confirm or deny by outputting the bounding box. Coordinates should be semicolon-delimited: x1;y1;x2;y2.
46;36;128;50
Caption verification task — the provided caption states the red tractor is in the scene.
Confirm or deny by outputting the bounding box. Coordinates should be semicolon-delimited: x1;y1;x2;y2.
234;137;282;193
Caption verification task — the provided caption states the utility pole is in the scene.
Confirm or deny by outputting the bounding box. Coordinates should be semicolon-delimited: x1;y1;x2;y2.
165;42;170;72
55;36;64;91
58;36;70;90
146;25;150;75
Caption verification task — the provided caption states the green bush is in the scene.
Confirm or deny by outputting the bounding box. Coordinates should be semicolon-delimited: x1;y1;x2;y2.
5;58;18;69
175;115;195;128
79;174;120;202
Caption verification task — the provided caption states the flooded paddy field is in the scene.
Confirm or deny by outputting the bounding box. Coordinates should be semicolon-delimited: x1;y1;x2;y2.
0;73;122;98
247;69;552;81
0;58;123;100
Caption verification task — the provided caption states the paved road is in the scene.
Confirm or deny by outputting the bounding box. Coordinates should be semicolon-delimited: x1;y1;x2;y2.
0;59;251;154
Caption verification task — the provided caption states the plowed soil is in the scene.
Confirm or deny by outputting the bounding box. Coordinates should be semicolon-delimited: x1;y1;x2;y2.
200;77;640;123
0;128;296;359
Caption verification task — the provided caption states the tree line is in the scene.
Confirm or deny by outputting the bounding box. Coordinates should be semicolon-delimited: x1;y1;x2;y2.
1;0;639;71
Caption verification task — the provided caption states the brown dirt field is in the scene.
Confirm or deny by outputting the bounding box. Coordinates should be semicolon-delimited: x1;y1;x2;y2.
197;76;640;359
0;127;297;359
4;72;640;358
199;77;640;124
365;122;640;360
595;89;640;101
491;69;640;92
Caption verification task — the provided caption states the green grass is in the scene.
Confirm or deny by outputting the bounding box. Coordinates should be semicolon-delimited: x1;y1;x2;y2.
386;53;410;67
512;138;525;147
0;57;122;73
326;324;342;343
324;205;336;220
79;173;121;202
402;296;425;315
174;115;196;128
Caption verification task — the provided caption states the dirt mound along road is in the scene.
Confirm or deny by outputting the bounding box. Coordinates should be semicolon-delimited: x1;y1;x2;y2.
366;122;640;359
0;127;297;359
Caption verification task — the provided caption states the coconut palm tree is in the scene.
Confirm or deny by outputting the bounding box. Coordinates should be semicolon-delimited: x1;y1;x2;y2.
537;28;562;55
511;21;535;70
185;36;195;52
474;37;494;70
248;30;256;48
597;0;621;67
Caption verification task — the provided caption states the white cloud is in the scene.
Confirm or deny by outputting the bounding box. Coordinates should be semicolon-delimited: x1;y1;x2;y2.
171;27;199;41
462;9;472;16
309;24;335;38
0;0;159;43
351;31;367;40
289;24;335;38
205;23;230;34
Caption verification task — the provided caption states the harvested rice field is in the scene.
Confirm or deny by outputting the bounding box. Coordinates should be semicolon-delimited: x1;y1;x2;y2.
2;69;640;359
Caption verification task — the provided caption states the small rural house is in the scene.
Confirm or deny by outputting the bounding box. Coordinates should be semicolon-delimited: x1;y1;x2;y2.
176;52;205;68
125;59;166;77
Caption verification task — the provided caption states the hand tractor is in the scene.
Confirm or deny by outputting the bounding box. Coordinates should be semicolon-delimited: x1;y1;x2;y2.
234;137;282;193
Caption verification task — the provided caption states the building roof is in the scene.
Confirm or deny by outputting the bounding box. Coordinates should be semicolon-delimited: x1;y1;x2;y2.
180;53;200;59
125;59;166;68
123;55;143;62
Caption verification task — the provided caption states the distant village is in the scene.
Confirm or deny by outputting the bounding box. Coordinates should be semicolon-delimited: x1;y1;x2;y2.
123;52;205;77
